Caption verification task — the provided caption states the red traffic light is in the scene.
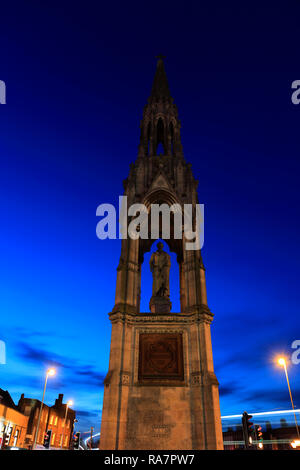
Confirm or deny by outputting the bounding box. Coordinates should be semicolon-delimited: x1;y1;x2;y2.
256;425;263;438
43;429;52;448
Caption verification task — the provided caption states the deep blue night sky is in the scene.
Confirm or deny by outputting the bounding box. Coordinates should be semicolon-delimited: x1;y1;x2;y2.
1;2;300;433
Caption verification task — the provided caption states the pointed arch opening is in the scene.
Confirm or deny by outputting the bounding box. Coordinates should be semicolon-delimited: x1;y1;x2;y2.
169;121;174;155
137;188;186;313
146;121;152;156
141;188;184;263
156;117;166;155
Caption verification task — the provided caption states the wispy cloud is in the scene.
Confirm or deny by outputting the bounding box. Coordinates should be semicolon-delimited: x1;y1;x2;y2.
219;381;242;398
15;340;105;388
17;341;67;369
76;409;99;418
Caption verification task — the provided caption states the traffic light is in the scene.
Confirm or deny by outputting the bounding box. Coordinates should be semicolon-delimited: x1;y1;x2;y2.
43;429;52;448
73;431;80;450
242;411;254;448
255;425;263;449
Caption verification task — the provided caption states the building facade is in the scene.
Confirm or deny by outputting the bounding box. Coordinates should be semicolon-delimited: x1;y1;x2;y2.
0;389;29;448
18;392;75;449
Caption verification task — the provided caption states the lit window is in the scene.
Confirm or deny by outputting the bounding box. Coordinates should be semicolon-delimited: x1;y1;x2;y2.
13;429;19;447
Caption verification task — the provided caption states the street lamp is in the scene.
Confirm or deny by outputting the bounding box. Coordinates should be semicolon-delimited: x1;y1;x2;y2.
33;368;56;449
60;400;73;449
277;357;300;439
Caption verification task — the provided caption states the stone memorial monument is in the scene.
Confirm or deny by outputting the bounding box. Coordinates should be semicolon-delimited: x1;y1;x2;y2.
99;58;223;450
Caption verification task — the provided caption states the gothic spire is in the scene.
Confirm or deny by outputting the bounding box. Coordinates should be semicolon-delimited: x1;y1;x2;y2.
149;55;172;102
137;57;183;158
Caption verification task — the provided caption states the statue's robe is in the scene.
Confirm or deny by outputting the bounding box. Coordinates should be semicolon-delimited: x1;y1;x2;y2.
150;250;171;297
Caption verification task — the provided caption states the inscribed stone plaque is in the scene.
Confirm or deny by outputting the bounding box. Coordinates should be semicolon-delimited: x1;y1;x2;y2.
138;333;184;383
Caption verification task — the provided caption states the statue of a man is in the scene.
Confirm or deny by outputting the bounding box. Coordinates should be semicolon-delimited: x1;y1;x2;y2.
150;242;171;298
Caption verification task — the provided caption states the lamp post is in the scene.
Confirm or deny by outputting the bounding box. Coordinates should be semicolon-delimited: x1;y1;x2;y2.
33;368;56;449
278;357;300;439
90;426;94;450
60;400;73;449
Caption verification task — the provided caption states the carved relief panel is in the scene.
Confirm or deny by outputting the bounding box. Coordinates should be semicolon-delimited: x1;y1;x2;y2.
138;333;184;384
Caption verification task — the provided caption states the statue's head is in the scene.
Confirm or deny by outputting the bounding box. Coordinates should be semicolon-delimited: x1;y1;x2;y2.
157;242;163;252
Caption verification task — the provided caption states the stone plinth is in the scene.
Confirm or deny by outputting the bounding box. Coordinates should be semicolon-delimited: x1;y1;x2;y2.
99;309;224;450
149;296;172;313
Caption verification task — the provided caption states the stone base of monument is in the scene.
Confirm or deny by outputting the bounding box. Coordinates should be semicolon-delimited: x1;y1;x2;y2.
149;296;172;314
